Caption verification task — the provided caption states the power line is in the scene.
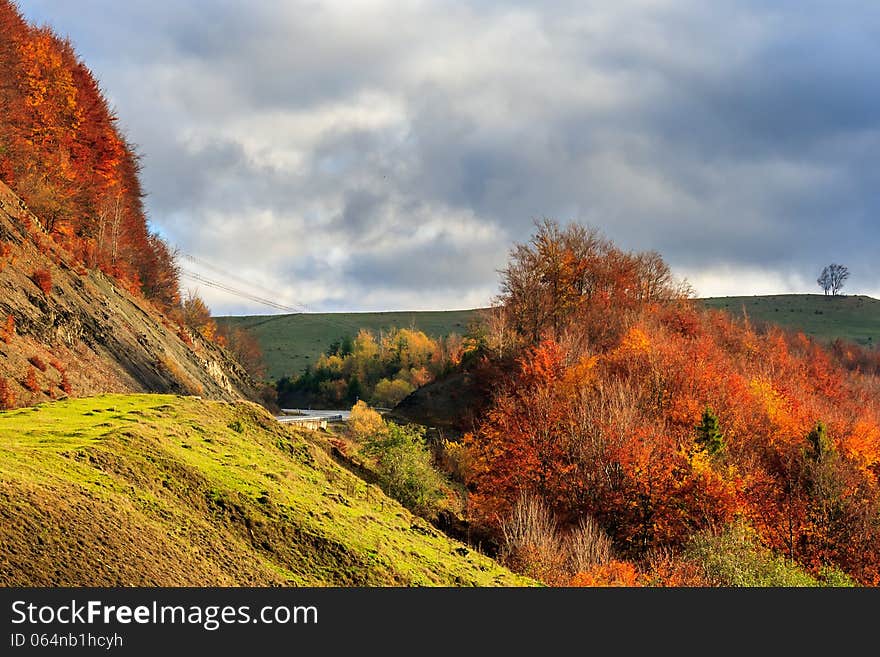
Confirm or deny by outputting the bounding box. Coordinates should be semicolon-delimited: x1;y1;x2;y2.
178;260;366;336
181;253;308;311
179;269;301;313
182;253;368;333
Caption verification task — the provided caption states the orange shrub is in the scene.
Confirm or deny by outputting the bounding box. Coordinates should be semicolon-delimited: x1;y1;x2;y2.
28;355;47;372
0;377;15;409
23;366;39;393
31;268;52;294
0;241;10;271
570;561;640;587
177;327;194;347
1;315;13;344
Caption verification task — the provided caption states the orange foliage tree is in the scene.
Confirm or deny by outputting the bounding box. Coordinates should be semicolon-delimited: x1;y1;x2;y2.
0;0;179;310
465;221;880;585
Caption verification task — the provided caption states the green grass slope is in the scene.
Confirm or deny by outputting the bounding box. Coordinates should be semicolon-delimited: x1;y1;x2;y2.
701;294;880;347
223;295;880;382
217;310;481;380
0;394;529;586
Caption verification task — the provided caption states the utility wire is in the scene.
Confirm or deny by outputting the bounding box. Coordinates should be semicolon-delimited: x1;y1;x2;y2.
178;259;366;336
179;269;301;313
181;253;309;312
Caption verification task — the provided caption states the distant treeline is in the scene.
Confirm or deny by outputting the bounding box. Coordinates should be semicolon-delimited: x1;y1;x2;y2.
276;327;466;408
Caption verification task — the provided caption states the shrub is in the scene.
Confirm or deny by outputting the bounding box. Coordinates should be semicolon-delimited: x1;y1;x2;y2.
499;495;617;585
684;524;823;587
31;267;52;294
59;373;72;395
349;401;385;441
0;377;15;410
258;384;278;413
23;366;39;393
570;561;640;587
564;516;614;575
49;358;65;374
817;566;858;588
177;327;194;347
642;548;713;587
28;355;47;372
500;494;565;583
371;377;415;408
360;422;445;513
439;438;472;482
2;315;14;344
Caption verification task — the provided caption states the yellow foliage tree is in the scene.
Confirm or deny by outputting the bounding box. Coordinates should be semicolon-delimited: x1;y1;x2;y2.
349;400;385;441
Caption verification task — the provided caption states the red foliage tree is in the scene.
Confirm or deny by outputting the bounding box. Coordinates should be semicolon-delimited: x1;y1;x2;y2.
0;0;180;309
466;223;880;585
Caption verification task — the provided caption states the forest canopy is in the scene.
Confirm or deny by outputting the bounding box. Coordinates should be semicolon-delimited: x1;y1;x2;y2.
460;219;880;586
0;0;179;308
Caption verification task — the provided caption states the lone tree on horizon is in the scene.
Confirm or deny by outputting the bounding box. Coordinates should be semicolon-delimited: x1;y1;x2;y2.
817;263;850;296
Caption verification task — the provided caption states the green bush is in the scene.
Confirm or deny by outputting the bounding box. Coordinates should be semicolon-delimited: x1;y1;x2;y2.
685;524;854;587
361;422;445;513
817;566;857;587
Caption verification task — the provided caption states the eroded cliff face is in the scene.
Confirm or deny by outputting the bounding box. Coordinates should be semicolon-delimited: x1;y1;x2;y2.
0;180;259;407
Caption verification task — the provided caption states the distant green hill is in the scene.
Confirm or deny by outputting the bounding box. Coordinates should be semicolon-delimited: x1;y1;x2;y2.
217;309;481;380
700;294;880;347
222;295;880;382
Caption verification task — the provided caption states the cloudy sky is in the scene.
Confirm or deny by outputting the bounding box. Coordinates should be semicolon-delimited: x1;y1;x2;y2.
20;0;880;314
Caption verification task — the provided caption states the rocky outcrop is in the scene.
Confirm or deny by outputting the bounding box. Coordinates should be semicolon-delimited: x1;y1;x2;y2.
0;180;258;406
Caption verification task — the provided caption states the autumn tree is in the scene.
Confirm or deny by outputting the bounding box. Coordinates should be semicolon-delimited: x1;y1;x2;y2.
216;322;265;379
0;376;15;409
496;219;689;350
277;326;456;408
464;222;880;584
23;366;38;392
181;290;216;340
0;1;181;307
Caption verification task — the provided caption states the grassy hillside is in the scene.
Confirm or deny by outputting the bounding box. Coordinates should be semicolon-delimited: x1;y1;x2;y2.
218;310;481;380
701;294;880;347
222;295;880;383
0;393;530;586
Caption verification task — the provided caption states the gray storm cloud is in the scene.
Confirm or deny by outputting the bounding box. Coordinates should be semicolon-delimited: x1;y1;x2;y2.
20;0;880;313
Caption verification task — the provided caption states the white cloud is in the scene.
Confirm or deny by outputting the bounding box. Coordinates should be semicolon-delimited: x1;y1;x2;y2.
19;0;880;314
